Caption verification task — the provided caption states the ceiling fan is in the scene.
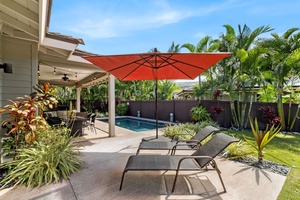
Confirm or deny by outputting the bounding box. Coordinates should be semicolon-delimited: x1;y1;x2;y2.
62;74;69;82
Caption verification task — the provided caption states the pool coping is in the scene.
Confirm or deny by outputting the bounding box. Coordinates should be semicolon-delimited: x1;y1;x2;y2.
97;116;176;132
97;116;177;125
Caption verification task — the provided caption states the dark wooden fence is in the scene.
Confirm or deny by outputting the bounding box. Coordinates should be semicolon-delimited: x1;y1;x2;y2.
124;100;300;132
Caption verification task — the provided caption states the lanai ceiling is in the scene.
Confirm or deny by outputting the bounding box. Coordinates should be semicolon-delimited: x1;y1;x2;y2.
0;0;108;87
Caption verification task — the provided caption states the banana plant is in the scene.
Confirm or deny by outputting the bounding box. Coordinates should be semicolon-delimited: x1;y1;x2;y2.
244;117;281;163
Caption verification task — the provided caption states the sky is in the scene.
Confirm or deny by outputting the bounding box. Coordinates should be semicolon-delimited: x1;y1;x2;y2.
50;0;299;56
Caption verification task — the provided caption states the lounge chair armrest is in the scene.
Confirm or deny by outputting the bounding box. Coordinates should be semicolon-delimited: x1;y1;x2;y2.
180;155;213;161
175;139;198;144
171;142;199;155
173;142;198;147
177;156;214;169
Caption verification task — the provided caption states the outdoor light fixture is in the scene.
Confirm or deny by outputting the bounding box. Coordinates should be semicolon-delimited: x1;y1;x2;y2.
54;67;56;74
38;65;40;78
0;63;13;73
75;72;77;78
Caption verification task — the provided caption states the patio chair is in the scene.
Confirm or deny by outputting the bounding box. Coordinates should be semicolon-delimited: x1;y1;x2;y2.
87;113;97;134
67;118;84;137
136;125;220;155
120;133;239;193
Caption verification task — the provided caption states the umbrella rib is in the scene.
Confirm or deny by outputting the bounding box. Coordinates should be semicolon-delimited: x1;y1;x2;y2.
109;55;154;80
156;54;205;79
121;54;157;79
123;54;159;80
159;54;207;70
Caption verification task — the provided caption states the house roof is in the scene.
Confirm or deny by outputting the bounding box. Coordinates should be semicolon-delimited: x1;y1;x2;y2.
0;0;108;88
46;32;85;45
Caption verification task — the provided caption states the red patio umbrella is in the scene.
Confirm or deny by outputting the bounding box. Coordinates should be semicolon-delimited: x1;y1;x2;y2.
83;49;231;138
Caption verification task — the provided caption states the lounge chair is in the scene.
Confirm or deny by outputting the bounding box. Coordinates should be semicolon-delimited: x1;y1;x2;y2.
120;133;239;193
136;125;220;155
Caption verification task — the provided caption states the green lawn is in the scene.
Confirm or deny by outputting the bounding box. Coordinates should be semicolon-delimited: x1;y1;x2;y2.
223;129;300;200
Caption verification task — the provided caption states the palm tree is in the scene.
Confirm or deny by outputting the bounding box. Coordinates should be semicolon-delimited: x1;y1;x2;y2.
215;24;274;129
181;36;218;100
168;41;181;53
257;28;300;130
96;83;109;112
132;80;156;100
158;80;181;100
53;86;76;106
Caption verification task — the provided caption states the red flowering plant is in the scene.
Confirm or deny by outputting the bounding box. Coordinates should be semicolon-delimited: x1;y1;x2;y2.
213;89;221;100
258;106;281;126
209;105;224;115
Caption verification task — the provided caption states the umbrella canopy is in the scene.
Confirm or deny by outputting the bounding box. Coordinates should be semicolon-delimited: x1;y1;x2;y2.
83;50;231;138
84;51;231;81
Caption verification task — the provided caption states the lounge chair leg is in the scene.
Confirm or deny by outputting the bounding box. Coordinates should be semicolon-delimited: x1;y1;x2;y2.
136;148;140;155
119;170;127;190
217;169;226;192
212;160;226;193
171;146;176;155
171;169;180;193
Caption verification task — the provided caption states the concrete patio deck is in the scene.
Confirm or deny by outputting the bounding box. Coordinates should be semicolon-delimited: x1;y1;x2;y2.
0;120;287;200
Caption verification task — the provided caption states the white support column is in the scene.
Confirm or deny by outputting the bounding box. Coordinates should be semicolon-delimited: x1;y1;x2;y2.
76;87;81;112
108;74;115;137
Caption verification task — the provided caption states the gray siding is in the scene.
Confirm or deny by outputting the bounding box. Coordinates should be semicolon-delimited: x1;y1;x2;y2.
0;36;38;107
0;36;38;161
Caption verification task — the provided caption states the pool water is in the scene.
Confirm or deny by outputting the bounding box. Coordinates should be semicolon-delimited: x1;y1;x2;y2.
99;118;166;132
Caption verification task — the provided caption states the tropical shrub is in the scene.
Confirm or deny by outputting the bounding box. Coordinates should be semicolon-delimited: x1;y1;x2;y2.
116;103;128;116
162;121;219;140
190;106;211;122
0;126;83;188
244;117;281;163
0;83;58;149
258;106;281;126
190;120;219;132
209;105;224;114
222;140;251;158
162;123;195;140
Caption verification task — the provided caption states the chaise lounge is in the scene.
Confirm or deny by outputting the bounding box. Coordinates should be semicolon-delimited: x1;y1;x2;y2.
120;133;239;193
136;125;220;155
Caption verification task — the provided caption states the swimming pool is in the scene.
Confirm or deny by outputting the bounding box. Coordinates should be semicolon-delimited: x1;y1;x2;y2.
98;117;169;132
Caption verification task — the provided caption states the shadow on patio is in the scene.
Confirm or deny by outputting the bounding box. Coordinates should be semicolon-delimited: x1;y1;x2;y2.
0;123;286;200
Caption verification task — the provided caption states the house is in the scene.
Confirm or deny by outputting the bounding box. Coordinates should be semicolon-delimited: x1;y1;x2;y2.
0;0;117;147
176;85;261;102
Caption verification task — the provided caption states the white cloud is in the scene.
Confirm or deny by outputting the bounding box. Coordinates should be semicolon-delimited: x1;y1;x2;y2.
66;9;189;39
61;0;252;39
154;11;183;24
69;19;118;38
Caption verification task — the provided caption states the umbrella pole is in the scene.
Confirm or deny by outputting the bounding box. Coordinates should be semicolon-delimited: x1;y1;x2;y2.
154;47;158;139
155;79;158;139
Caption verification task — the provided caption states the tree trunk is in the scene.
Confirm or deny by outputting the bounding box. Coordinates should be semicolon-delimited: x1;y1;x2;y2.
198;75;202;101
289;104;300;131
277;82;286;130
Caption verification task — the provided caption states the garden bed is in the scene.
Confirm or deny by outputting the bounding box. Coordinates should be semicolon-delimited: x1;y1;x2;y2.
232;156;290;176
